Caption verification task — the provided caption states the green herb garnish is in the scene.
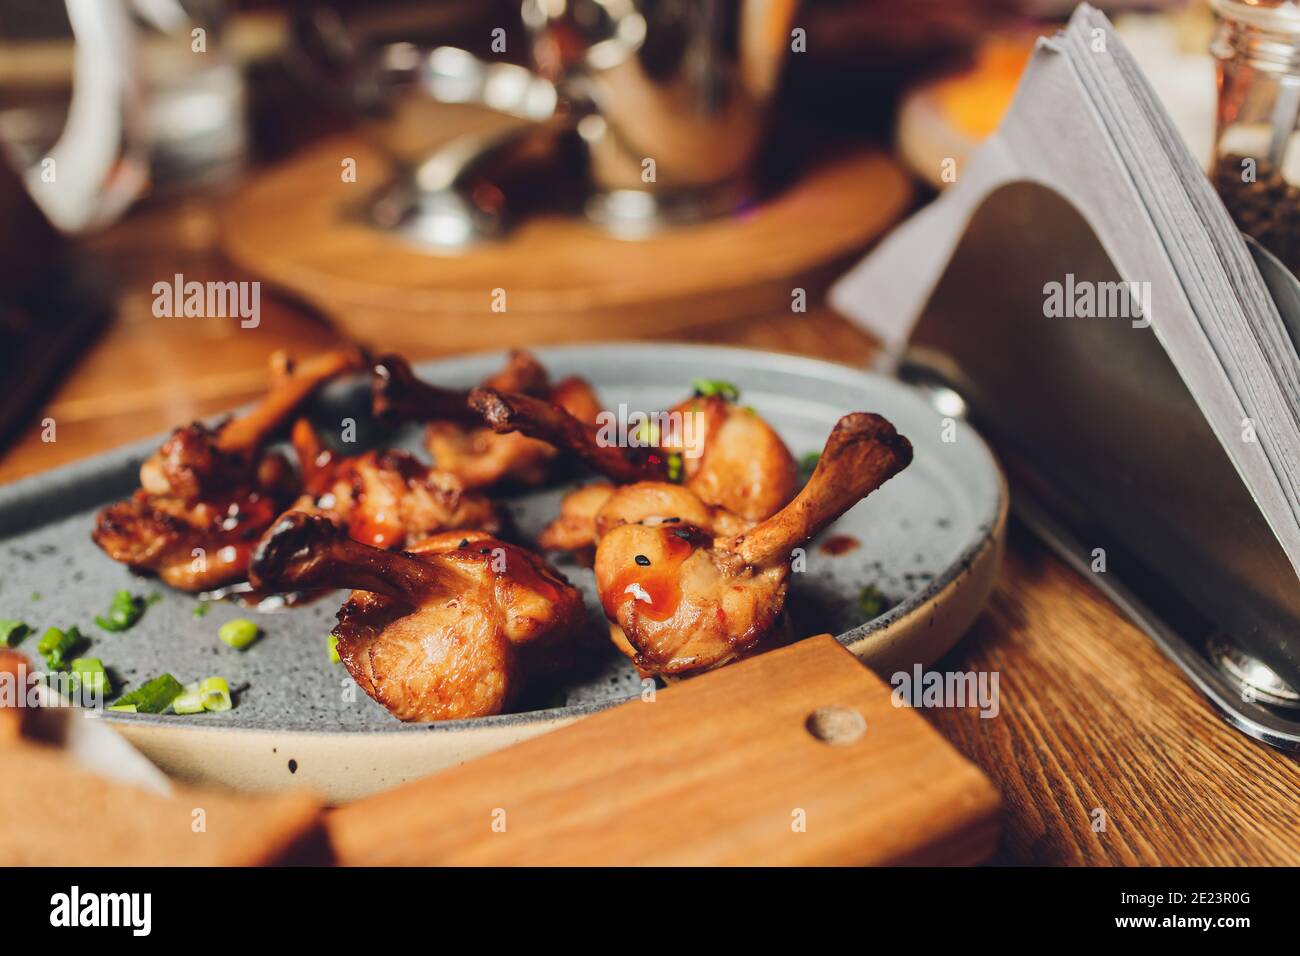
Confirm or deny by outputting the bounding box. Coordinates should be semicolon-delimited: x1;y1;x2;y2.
171;688;205;715
95;589;145;632
0;619;30;647
70;658;111;697
109;673;184;714
36;626;83;670
197;676;232;712
218;618;260;650
173;677;232;714
666;452;683;483
632;418;660;446
192;602;211;619
857;585;892;620
328;634;340;664
691;379;740;402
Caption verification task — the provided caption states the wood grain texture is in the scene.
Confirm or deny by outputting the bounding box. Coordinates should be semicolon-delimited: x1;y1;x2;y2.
326;635;1000;866
217;136;914;355
925;527;1300;866
0;739;323;866
3;182;1299;865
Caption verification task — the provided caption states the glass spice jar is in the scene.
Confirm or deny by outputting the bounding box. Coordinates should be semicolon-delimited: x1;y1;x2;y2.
1211;0;1300;275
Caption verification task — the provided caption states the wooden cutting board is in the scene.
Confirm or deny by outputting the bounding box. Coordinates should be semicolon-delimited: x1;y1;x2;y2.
326;635;1000;866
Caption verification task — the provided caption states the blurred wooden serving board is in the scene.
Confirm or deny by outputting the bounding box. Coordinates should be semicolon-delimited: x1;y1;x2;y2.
327;636;999;866
219;136;913;356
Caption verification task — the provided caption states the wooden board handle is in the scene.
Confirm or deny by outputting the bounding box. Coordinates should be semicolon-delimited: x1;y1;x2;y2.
327;635;999;866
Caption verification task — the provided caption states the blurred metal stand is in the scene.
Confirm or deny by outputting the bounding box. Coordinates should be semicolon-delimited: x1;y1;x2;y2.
294;0;799;250
896;181;1300;750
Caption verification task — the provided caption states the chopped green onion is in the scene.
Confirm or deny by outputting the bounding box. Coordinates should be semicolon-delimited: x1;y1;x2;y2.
95;589;145;632
0;619;30;647
691;379;740;402
632;418;660;446
328;634;340;664
192;602;211;619
30;591;41;602
70;658;111;697
666;452;683;483
171;689;205;715
197;677;232;713
109;674;184;714
36;626;83;670
107;703;137;714
218;618;260;649
857;585;891;620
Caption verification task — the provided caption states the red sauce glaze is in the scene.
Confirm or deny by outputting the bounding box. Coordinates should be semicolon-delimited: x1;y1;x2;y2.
303;448;340;496
349;513;404;550
819;534;860;556
489;543;564;603
607;528;696;622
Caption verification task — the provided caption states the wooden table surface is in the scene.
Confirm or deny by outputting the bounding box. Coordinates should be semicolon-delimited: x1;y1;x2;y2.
4;193;1299;867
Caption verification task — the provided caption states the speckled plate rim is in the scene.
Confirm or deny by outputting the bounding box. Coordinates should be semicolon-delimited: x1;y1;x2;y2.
0;343;1007;798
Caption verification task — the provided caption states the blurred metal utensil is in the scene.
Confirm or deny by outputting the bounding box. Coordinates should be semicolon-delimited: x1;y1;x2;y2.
295;0;800;250
0;0;246;231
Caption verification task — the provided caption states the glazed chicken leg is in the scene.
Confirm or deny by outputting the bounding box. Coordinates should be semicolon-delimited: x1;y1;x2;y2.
470;384;798;552
594;413;913;679
249;512;587;721
92;349;363;591
373;351;604;489
469;387;667;485
284;418;504;550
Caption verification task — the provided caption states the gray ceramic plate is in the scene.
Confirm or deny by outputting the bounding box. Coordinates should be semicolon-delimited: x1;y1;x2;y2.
0;344;1005;799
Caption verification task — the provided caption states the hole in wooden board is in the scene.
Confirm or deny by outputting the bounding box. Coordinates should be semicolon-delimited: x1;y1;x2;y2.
805;706;866;745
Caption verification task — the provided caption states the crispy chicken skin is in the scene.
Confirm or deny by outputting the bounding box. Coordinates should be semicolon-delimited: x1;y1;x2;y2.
92;350;363;591
595;413;913;679
536;483;616;554
661;394;798;523
249;513;586;721
539;480;753;559
373;351;604;490
515;392;796;555
286;419;504;550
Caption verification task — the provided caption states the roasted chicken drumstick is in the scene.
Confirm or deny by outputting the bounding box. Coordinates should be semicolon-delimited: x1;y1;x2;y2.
92;350;363;591
469;386;668;486
593;413;912;679
373;351;604;489
285;418;504;549
469;384;798;553
249;513;587;721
